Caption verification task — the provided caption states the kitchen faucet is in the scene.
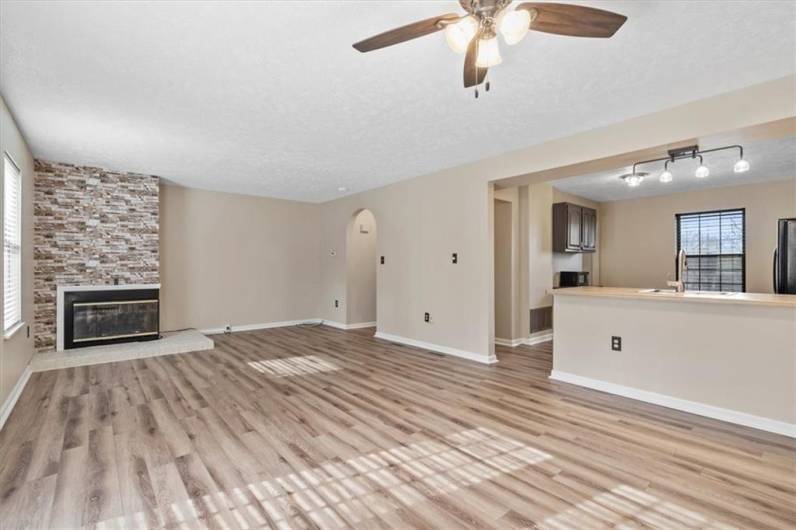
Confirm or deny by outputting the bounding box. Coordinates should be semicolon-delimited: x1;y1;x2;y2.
667;249;687;293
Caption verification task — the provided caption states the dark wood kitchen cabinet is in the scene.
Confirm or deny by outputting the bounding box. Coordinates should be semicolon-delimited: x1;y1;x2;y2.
581;206;597;251
553;202;597;253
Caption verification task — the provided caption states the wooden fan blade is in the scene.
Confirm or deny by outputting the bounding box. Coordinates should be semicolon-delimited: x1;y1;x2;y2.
353;13;461;52
516;3;626;38
463;36;487;88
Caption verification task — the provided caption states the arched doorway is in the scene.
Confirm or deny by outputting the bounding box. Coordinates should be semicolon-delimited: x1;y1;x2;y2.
345;209;378;329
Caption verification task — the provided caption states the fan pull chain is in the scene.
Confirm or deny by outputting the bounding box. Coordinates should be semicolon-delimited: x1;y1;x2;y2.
474;35;480;99
475;71;491;99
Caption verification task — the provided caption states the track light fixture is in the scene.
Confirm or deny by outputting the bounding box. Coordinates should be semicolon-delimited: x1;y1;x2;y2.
659;161;673;183
694;156;710;178
620;172;647;187
620;144;750;187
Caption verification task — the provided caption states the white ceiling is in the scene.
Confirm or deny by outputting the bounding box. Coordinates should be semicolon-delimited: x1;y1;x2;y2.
1;1;795;202
552;135;796;202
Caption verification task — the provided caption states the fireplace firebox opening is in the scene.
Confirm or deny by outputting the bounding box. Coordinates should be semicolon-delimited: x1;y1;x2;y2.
63;288;160;349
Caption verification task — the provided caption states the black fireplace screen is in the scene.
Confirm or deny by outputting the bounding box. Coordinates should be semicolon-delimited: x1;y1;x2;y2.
73;300;159;343
64;288;160;349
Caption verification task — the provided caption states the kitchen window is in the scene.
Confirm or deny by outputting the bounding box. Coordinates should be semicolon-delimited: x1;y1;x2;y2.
676;208;745;292
4;154;23;332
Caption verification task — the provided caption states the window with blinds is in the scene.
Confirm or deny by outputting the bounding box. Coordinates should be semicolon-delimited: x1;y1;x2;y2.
4;154;22;332
676;208;745;292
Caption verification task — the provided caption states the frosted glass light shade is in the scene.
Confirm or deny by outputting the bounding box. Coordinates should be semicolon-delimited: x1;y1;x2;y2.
695;165;710;178
733;158;750;173
445;16;478;53
476;37;502;67
659;170;673;183
623;174;644;187
498;9;531;45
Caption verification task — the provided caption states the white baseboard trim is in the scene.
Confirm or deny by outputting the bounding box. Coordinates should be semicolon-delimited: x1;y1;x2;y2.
346;321;377;330
550;370;796;438
375;332;498;365
201;319;378;335
0;365;32;430
524;332;553;346
494;337;525;348
496;333;552;348
323;320;376;331
200;319;321;335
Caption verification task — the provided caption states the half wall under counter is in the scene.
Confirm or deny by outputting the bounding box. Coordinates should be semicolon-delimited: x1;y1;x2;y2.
550;287;796;437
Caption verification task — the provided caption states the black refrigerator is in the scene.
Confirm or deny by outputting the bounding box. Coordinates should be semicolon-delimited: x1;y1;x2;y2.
774;218;796;294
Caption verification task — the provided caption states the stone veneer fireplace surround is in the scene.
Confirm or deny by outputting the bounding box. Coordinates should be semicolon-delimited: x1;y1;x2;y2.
34;160;159;352
57;284;160;351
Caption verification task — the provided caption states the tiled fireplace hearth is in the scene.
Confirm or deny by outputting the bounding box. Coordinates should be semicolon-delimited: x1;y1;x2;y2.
57;284;160;351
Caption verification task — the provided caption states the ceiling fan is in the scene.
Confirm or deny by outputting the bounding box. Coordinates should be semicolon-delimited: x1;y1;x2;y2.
353;1;627;92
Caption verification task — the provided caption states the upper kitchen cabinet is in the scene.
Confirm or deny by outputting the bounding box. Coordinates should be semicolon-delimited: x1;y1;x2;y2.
553;202;597;253
581;206;597;251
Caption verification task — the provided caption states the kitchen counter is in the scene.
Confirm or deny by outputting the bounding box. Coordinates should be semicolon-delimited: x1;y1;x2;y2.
550;286;796;308
550;285;796;437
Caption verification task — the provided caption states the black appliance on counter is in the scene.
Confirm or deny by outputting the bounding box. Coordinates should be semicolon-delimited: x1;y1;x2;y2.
559;271;589;288
774;218;796;294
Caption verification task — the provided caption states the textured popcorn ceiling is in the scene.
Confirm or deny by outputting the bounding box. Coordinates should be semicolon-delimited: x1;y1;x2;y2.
1;1;794;203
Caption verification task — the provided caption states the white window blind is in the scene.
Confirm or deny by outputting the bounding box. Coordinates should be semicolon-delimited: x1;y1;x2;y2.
4;154;22;332
676;209;745;292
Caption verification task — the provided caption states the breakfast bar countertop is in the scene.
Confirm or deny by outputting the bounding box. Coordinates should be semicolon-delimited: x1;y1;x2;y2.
550;286;796;308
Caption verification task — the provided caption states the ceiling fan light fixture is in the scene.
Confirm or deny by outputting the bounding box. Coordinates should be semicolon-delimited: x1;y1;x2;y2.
476;36;502;67
445;16;478;54
497;9;531;45
353;3;627;89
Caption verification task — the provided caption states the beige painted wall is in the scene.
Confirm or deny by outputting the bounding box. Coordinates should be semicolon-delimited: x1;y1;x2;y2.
527;182;554;311
552;188;601;287
318;168;496;362
494;199;513;340
553;294;796;425
345;209;377;325
600;178;796;292
159;184;321;332
0;96;35;410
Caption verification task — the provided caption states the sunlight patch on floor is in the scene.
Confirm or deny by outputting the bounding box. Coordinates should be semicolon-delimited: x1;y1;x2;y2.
247;355;340;377
538;484;736;529
92;427;551;529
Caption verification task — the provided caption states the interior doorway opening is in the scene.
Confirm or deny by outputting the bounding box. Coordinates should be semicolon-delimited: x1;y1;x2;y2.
493;190;523;349
345;209;378;329
494;199;513;343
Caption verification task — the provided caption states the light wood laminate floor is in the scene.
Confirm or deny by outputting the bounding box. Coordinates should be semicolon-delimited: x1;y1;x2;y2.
1;325;794;529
